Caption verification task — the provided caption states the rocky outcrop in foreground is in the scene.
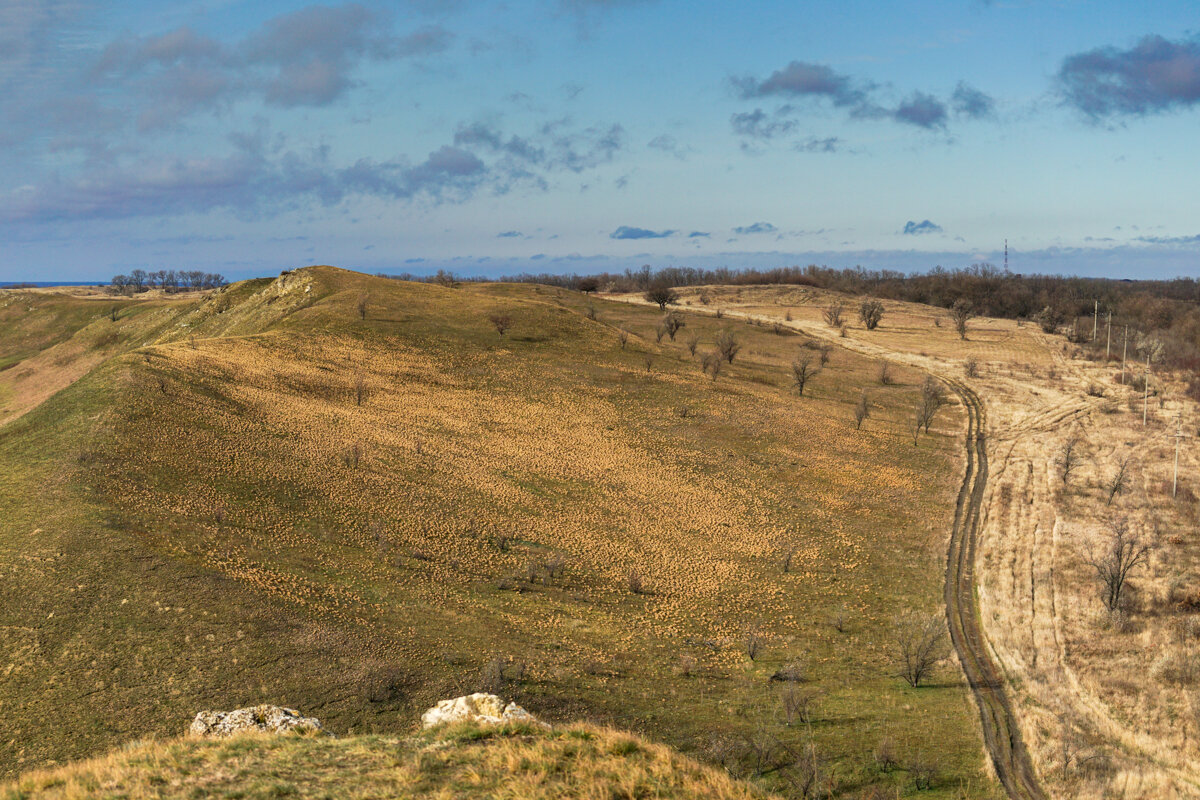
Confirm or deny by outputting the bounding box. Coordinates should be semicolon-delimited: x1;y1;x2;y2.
420;693;545;729
189;705;325;738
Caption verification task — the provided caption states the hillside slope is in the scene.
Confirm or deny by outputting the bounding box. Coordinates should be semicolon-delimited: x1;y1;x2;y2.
0;267;990;797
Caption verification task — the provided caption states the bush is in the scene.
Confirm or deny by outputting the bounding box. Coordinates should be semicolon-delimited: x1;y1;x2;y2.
859;298;884;330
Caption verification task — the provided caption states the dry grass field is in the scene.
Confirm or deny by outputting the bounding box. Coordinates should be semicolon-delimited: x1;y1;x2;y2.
0;268;992;797
1;722;778;800
649;283;1200;798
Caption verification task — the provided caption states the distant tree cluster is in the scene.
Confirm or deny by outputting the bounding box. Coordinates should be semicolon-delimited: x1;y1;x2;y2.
111;270;226;294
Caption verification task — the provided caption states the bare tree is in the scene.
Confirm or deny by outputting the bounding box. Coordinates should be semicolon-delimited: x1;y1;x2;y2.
643;354;654;372
618;328;629;349
702;351;723;380
822;303;844;327
859;298;884;331
661;311;685;341
781;543;798;573
744;632;763;661
685;332;700;357
1086;517;1151;612
1057;437;1084;485
487;312;512;336
585;303;598;320
854;391;870;430
891;612;950;687
356;292;369;320
715;330;740;363
950;299;974;339
964;357;979;378
1106;455;1132;505
644;284;677;310
791;356;819;396
109;306;120;322
877;361;893;385
916;376;947;435
817;344;831;366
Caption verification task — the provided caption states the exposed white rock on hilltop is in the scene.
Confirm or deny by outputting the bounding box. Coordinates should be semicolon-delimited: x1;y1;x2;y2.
189;705;325;738
421;693;545;729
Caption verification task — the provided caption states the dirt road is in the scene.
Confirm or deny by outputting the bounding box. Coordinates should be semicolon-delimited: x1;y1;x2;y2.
943;379;1045;800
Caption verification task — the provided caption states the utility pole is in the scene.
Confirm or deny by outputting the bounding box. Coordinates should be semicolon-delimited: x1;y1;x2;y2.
1093;300;1098;341
1143;356;1150;426
1121;326;1128;385
1106;311;1112;360
1173;418;1185;498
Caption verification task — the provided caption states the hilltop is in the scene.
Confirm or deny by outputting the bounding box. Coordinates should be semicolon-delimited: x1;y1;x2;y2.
1;720;776;800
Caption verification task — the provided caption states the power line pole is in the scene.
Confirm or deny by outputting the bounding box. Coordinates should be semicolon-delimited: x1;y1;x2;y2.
1173;418;1185;498
1106;311;1112;360
1143;355;1150;426
1121;326;1128;385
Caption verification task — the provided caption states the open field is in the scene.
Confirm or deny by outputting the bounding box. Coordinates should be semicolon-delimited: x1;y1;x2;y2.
639;284;1200;798
0;268;992;797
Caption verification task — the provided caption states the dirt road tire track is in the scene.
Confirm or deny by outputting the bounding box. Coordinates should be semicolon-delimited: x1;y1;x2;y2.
943;378;1045;800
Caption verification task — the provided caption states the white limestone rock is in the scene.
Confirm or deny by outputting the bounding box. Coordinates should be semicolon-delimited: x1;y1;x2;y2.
420;693;545;729
189;705;325;738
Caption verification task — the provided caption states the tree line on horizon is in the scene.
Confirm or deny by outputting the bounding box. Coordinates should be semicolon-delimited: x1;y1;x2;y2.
111;269;227;294
379;262;1200;371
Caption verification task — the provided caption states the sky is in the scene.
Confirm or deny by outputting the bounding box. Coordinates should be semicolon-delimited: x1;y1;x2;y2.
3;0;1200;283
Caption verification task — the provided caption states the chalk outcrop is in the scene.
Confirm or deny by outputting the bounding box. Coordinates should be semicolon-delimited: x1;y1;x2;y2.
420;693;545;729
189;705;325;738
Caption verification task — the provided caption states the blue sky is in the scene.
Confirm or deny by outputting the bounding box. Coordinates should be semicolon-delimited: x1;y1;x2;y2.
3;0;1200;282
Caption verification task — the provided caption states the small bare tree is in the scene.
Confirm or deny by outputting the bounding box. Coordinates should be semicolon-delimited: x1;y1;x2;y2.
1106;455;1132;505
950;299;973;340
354;374;368;406
781;543;798;573
685;332;700;357
791;356;819;396
487;312;512;336
859;298;884;331
661;311;685;341
643;353;654;372
715;330;740;363
817;344;831;366
1086;517;1151;612
644;284;677;310
585;303;598;320
1057;437;1084;485
854;391;870;430
822;303;844;327
891;611;950;687
916;376;947;435
702;351;723;380
877;361;893;385
356;292;369;320
618;328;629;349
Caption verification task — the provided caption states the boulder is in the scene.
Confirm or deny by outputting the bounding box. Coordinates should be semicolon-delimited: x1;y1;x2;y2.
189;705;325;738
420;693;544;729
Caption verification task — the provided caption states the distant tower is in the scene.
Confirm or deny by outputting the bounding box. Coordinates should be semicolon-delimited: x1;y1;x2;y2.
1004;239;1008;272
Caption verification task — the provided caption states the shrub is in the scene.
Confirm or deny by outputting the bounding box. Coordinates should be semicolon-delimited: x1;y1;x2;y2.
859;298;884;330
822;303;844;327
487;313;512;336
644;284;677;310
715;330;740;363
854;391;870;430
964;357;978;378
891;611;949;687
877;362;892;385
627;568;645;594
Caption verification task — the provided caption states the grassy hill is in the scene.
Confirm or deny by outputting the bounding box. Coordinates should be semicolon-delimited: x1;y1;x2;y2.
1;722;778;800
0;267;993;797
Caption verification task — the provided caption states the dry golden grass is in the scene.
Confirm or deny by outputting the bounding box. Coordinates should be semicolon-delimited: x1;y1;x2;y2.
0;268;991;798
661;284;1200;798
0;723;778;800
